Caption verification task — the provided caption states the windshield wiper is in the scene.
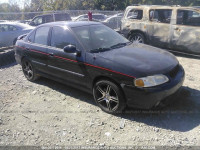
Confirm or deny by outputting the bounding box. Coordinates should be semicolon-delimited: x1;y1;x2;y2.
90;47;111;53
110;42;132;49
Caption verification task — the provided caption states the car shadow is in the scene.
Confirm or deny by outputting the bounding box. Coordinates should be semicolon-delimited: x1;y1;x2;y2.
119;86;200;132
35;77;200;132
167;49;200;60
0;62;17;69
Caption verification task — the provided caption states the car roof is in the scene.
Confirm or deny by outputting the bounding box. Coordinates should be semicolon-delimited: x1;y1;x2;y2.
126;5;200;10
39;21;102;28
34;13;70;18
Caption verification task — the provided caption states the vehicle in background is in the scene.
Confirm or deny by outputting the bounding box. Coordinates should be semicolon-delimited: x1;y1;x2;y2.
29;13;72;26
19;20;31;24
0;22;34;47
113;13;124;17
15;21;184;113
73;14;106;21
102;16;122;29
0;20;7;23
121;5;200;55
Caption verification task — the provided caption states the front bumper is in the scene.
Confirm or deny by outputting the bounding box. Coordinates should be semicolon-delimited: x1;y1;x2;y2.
123;65;185;109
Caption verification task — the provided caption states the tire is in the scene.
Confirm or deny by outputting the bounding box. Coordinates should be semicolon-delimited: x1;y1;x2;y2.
22;58;39;82
129;33;145;44
93;80;126;114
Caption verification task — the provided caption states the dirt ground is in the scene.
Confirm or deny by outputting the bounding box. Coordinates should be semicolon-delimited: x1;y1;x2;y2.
0;53;200;149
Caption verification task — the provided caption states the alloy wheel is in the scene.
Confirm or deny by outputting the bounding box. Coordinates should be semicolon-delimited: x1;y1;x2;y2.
130;35;144;43
95;83;119;112
22;60;33;80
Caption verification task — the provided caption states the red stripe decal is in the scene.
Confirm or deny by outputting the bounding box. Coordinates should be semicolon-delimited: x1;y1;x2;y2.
54;55;78;63
30;49;49;56
15;46;26;50
84;63;136;78
16;45;135;78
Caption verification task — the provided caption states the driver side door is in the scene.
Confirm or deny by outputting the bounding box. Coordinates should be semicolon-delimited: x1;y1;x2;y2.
47;26;86;86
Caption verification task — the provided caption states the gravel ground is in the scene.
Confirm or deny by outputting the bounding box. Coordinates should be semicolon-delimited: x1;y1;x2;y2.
0;54;200;149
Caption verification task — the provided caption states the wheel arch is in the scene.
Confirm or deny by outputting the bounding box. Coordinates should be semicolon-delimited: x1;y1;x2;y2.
92;75;127;102
128;30;148;43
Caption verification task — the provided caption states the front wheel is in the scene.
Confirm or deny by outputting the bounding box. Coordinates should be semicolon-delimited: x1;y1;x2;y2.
22;58;39;81
129;33;145;44
93;80;126;114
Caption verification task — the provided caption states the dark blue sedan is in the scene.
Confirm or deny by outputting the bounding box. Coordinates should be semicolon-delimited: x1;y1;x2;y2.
14;21;185;114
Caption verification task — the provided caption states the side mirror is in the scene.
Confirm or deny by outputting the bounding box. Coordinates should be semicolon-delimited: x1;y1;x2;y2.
63;45;81;56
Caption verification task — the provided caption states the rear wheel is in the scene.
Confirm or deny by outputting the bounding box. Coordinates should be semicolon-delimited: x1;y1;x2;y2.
129;33;145;44
93;80;126;114
22;58;39;81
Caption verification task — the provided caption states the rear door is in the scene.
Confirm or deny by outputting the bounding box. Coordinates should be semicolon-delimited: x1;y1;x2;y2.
47;26;86;86
25;26;50;73
44;15;54;23
147;9;173;48
171;9;200;54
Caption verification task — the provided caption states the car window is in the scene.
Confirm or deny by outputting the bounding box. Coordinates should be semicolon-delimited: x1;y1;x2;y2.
177;9;200;26
72;25;129;52
79;16;86;20
93;15;105;20
8;25;18;31
44;15;54;23
27;31;35;42
0;25;9;32
126;9;143;20
72;26;91;50
0;25;18;32
150;9;172;24
50;26;76;49
34;26;50;45
33;16;43;26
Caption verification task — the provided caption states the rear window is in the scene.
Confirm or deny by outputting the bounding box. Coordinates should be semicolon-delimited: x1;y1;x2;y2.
55;14;72;21
177;9;200;26
34;27;50;45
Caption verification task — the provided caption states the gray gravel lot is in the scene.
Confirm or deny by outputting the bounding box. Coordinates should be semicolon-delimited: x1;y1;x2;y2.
0;54;200;148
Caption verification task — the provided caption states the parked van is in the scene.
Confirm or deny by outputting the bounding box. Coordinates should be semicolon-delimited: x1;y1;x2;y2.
121;5;200;55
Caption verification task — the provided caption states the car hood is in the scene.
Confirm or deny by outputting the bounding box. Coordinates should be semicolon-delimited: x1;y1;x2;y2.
94;43;179;78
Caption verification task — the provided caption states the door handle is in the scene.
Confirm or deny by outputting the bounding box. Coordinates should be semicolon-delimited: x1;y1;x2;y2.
49;53;54;57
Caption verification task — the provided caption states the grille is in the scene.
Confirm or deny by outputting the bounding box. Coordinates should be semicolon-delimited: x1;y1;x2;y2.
169;65;180;78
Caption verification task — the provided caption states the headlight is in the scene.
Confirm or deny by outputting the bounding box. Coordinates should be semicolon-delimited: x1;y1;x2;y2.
134;75;169;88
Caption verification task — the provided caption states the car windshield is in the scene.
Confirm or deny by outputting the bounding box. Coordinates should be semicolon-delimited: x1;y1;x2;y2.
72;24;130;52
